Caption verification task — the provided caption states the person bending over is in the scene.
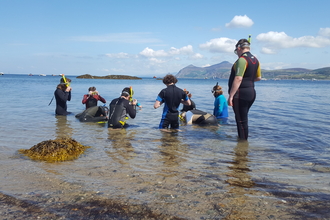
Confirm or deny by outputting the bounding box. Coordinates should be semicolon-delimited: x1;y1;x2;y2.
108;87;137;129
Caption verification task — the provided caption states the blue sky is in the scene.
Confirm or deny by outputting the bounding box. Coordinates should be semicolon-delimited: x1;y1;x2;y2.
1;0;330;76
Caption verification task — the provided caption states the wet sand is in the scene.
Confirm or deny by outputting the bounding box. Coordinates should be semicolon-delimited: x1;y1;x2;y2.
1;148;329;220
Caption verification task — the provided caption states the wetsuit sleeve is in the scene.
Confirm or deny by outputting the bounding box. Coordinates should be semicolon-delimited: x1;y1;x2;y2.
55;89;70;102
99;95;106;103
67;91;71;101
235;57;248;77
256;64;261;78
124;101;136;119
156;89;165;102
82;94;88;104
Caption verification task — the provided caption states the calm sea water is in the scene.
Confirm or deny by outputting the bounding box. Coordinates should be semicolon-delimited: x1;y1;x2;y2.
0;74;330;219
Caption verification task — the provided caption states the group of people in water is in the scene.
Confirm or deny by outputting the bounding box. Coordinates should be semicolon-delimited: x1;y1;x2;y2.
54;38;261;140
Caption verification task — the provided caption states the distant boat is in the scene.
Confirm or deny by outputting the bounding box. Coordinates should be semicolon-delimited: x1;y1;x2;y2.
0;72;4;75
52;74;57;76
39;74;46;76
312;78;317;81
153;76;157;78
28;73;33;76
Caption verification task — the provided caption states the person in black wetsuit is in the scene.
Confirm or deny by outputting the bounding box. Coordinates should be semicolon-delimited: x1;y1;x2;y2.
108;87;137;129
54;82;72;115
228;38;262;140
154;74;191;130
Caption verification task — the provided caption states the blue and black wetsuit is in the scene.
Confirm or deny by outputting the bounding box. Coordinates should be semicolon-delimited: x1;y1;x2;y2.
156;84;189;129
228;51;261;139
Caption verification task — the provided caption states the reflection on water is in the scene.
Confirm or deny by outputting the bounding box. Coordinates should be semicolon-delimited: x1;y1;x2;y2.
55;115;73;139
158;132;187;168
225;141;256;219
106;129;136;165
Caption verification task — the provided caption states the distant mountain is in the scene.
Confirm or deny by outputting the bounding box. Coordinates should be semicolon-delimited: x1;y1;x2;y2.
176;62;330;80
262;67;330;79
176;61;232;79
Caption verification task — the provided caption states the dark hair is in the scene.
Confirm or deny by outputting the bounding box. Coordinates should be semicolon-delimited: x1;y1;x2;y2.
88;86;96;91
60;78;71;84
163;74;178;85
235;39;250;49
57;83;67;91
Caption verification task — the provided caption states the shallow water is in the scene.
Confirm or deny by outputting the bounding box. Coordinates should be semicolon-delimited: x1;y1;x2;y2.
0;74;330;219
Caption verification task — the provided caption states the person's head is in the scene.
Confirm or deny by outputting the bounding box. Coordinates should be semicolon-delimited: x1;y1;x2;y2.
88;86;96;92
183;89;192;99
57;83;67;91
60;77;71;84
212;85;223;97
121;87;131;99
234;39;250;56
162;74;178;85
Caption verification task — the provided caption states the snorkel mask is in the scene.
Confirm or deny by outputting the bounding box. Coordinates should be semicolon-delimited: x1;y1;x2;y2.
211;82;222;93
234;35;251;55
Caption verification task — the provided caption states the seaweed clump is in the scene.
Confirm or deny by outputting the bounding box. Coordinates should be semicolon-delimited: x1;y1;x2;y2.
18;138;90;162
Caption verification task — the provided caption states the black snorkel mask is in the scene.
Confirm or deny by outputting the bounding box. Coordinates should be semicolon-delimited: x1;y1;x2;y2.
211;82;219;93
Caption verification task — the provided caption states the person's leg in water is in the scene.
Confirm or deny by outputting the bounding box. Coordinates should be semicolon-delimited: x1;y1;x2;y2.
232;92;255;140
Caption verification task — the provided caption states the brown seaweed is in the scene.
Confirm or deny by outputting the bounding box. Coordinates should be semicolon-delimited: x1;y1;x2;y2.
18;138;90;162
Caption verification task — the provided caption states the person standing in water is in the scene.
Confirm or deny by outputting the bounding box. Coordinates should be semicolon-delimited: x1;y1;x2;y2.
212;83;228;124
228;38;261;140
154;74;191;130
54;79;72;115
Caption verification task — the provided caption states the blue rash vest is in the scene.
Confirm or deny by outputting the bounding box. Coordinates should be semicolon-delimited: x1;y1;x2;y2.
213;94;228;119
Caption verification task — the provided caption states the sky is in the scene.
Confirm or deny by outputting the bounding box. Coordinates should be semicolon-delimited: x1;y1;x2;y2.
1;0;330;77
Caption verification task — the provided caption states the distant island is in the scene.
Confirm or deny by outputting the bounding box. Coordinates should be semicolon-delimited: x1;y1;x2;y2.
76;74;142;80
175;61;330;80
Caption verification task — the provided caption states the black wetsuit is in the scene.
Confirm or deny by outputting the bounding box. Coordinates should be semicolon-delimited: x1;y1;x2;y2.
108;97;136;128
228;51;260;140
54;88;71;115
181;100;196;112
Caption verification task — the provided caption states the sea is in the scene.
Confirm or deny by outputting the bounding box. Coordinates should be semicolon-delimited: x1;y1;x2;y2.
0;74;329;219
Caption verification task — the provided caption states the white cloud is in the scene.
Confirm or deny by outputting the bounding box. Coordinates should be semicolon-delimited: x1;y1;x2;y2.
149;57;166;63
105;52;129;58
260;47;277;54
190;53;203;59
318;27;330;37
71;32;161;44
225;15;254;28
199;37;237;53
257;31;330;54
139;45;195;58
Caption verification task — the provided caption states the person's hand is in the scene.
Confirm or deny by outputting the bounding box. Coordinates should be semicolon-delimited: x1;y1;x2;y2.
132;99;137;105
227;97;233;106
66;86;72;92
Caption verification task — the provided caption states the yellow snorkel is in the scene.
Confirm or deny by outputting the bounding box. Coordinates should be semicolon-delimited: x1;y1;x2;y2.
129;86;133;102
61;74;70;86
